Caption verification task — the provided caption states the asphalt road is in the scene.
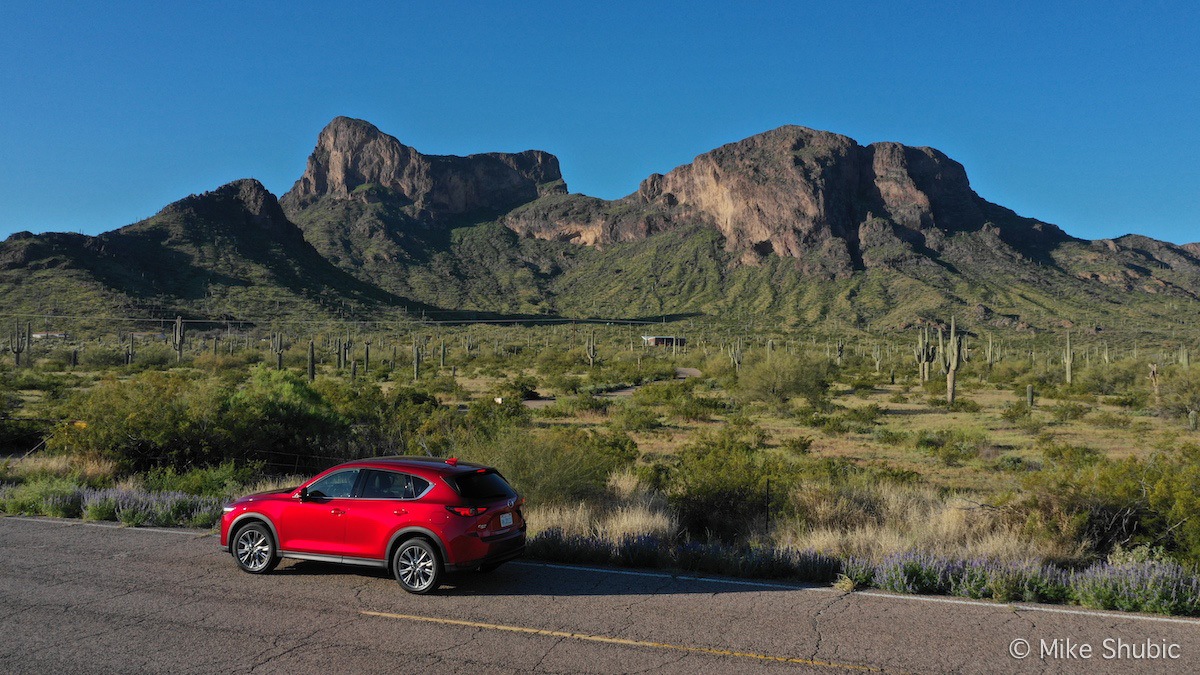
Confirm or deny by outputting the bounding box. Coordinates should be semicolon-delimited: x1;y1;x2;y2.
1;517;1197;674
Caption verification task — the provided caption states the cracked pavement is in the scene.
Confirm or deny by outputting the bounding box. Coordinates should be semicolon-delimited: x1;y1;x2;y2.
1;517;1196;673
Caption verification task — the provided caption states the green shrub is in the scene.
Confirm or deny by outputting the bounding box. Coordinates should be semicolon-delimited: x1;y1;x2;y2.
1050;402;1091;422
1162;369;1200;419
843;404;883;425
608;402;662;432
1105;392;1147;409
542;394;611;418
79;348;126;368
1041;443;1102;467
1090;411;1132;429
780;436;814;456
142;461;262;498
994;455;1035;472
496;375;539;401
666;432;783;541
737;355;830;408
913;429;990;466
460;427;636;505
0;477;82;517
1000;401;1032;423
872;428;909;446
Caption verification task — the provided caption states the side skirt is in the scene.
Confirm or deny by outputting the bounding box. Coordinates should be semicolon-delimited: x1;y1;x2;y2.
278;550;388;569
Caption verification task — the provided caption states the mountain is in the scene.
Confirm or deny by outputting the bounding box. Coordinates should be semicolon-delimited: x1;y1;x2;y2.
4;118;1200;336
281;116;564;217
0;179;414;321
505;125;1070;274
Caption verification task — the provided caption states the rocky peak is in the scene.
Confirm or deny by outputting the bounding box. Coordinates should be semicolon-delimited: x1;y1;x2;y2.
280;117;565;220
156;178;293;236
507;124;1069;272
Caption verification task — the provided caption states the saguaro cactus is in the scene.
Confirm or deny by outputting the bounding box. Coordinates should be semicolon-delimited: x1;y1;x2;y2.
413;336;422;382
728;338;743;373
307;340;316;381
172;316;185;362
945;317;962;405
10;321;33;366
364;340;372;372
271;332;287;370
913;327;936;382
586;330;598;368
1063;332;1074;386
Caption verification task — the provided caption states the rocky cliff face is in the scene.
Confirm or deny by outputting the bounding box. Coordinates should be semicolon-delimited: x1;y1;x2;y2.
280;117;564;221
504;125;1070;274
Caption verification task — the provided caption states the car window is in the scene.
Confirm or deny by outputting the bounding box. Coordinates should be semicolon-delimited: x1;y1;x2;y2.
451;470;516;500
361;470;430;500
306;469;360;499
406;475;431;499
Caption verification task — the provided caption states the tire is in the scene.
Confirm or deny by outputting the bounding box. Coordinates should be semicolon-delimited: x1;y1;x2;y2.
392;538;442;594
232;522;280;574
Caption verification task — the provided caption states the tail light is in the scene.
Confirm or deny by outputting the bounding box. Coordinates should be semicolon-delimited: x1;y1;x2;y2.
446;505;488;517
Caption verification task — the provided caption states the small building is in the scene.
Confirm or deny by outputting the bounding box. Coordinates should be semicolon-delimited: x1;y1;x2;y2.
31;332;69;340
641;335;686;347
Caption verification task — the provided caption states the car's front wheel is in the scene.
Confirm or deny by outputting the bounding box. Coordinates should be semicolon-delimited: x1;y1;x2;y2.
392;538;442;594
232;522;280;574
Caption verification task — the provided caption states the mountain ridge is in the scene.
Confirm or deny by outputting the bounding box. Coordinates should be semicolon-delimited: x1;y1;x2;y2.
2;118;1199;336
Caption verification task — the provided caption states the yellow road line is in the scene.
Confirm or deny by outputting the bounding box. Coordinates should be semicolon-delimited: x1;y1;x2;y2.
360;610;881;671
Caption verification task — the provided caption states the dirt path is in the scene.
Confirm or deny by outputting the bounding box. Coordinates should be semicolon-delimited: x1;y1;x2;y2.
523;367;702;408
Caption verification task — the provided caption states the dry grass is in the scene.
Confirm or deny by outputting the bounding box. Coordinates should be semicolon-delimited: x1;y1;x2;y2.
1;454;117;484
775;481;1086;564
526;470;678;541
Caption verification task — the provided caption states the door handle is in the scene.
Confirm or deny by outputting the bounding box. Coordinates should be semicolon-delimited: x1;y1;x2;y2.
330;508;345;515
393;509;408;516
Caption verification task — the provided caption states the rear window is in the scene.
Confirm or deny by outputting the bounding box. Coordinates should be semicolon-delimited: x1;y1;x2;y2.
450;471;517;500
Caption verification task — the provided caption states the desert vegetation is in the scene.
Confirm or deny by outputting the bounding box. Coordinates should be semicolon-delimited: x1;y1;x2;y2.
3;318;1200;615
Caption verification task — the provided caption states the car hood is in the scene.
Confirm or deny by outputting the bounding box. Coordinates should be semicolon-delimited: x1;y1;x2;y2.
232;487;295;505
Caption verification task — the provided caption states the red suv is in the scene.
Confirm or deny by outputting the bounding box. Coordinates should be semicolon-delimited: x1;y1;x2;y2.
219;457;526;593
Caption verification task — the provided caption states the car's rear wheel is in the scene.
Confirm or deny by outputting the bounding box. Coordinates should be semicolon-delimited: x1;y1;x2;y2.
393;538;441;594
232;522;279;574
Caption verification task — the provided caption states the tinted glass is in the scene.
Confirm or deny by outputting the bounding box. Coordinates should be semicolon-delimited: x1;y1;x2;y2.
306;469;360;499
407;475;431;499
452;471;516;500
361;470;430;499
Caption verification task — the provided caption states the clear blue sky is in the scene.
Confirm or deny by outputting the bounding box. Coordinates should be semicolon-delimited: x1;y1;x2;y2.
2;1;1197;243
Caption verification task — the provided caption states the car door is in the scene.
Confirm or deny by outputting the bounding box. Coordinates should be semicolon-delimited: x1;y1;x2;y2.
276;468;362;556
343;469;431;561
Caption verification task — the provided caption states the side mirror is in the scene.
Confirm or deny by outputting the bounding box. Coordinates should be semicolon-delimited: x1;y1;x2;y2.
296;486;309;501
